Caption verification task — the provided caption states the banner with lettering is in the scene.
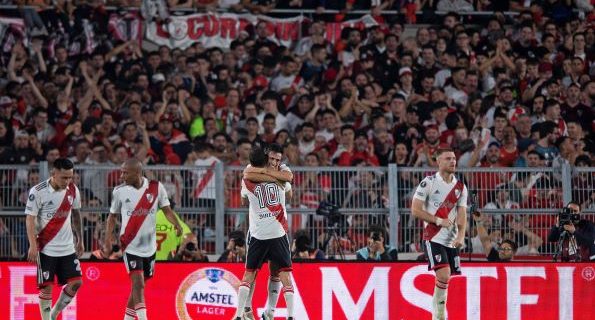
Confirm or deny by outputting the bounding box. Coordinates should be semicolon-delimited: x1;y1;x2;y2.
0;262;593;319
324;15;379;44
145;13;305;49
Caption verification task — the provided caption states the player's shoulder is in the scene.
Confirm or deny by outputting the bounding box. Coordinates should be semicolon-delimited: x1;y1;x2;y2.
33;180;49;192
280;163;292;172
418;174;435;187
113;183;127;194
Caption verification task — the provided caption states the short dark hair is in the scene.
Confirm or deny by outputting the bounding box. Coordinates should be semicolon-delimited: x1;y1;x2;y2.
249;146;268;167
368;225;386;239
538;121;557;138
501;239;518;253
435;148;454;157
53;158;74;170
267;143;284;154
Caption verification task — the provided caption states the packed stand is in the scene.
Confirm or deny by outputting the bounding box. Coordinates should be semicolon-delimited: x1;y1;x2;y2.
0;0;593;259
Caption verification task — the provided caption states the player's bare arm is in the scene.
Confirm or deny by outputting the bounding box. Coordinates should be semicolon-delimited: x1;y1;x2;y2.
25;214;38;263
244;166;293;182
453;206;466;248
71;208;84;257
103;213;118;257
244;172;285;186
412;198;453;228
286;189;293;202
161;206;183;236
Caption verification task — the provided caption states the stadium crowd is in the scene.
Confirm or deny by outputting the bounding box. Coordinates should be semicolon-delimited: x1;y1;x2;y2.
0;0;594;259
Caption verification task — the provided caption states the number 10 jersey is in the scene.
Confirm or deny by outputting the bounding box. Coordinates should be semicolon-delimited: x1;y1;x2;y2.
241;179;292;240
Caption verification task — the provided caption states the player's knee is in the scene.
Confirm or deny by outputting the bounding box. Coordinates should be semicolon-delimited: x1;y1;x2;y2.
435;268;451;283
270;275;280;282
242;271;256;283
68;280;82;292
40;285;53;294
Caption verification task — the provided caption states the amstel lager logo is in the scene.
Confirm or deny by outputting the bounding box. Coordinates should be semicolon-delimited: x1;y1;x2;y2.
175;268;241;319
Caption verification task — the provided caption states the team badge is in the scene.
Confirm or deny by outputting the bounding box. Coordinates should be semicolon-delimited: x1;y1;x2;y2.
434;255;442;263
29;194;35;201
130;260;137;269
67;195;73;205
176;267;241;319
455;189;461;198
43;271;49;280
146;194;154;202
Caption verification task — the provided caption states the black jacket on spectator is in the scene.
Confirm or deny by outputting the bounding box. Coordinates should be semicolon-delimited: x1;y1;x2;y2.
548;220;595;261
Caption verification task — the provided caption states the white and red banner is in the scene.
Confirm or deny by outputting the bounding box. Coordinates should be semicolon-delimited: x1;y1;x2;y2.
108;12;143;46
324;15;379;44
145;13;305;49
1;262;593;319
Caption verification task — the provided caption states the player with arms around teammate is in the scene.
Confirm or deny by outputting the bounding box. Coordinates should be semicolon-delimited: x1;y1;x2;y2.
104;158;182;320
233;146;295;320
25;158;84;320
411;148;468;320
242;143;293;320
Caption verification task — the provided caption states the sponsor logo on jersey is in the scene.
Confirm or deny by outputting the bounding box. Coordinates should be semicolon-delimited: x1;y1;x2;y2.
125;198;131;203
176;267;241;320
434;190;440;194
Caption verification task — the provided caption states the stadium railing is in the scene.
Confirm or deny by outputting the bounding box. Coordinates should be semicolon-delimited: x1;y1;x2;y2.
0;162;592;259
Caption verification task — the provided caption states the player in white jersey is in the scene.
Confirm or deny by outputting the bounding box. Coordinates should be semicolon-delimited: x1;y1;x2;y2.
233;146;295;320
25;158;84;320
241;143;293;320
412;148;468;320
104;158;182;320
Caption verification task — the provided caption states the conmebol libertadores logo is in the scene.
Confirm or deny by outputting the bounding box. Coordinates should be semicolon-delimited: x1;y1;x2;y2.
175;268;241;319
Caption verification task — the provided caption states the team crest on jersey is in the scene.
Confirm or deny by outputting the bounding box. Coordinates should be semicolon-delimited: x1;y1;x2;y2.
146;194;154;202
434;254;442;263
176;267;241;319
455;189;461;199
43;271;49;280
67;195;73;205
130;260;137;269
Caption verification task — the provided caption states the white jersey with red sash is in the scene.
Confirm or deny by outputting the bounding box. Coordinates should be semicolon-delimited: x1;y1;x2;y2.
413;173;468;247
25;180;81;256
241;179;291;240
193;156;220;200
110;178;170;257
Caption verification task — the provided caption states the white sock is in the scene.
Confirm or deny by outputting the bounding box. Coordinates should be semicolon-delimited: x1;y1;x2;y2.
433;280;448;319
245;281;255;313
50;288;74;318
283;285;295;317
234;282;251;318
39;292;52;320
135;303;147;320
265;277;282;314
124;307;136;320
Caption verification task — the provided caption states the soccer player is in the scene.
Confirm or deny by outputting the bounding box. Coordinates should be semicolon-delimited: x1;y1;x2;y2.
104;158;182;320
25;158;84;320
242;143;293;320
233;146;295;320
411;148;468;320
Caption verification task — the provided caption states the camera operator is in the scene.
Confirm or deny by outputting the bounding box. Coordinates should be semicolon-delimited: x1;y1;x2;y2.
169;234;209;262
548;202;595;262
291;229;326;261
356;225;398;261
217;230;246;262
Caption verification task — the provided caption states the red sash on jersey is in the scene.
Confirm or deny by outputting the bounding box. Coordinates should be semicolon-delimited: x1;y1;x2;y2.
283;75;302;107
37;183;76;251
243;179;288;232
423;180;464;241
193;161;216;199
120;180;159;252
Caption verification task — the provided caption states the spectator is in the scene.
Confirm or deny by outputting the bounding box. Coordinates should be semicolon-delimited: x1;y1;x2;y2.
257;91;288;134
356;225;398;261
474;211;518;262
155;208;193;261
336;130;380;166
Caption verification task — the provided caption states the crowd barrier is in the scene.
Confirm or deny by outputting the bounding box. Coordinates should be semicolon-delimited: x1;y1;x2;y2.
0;163;593;257
0;261;593;320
